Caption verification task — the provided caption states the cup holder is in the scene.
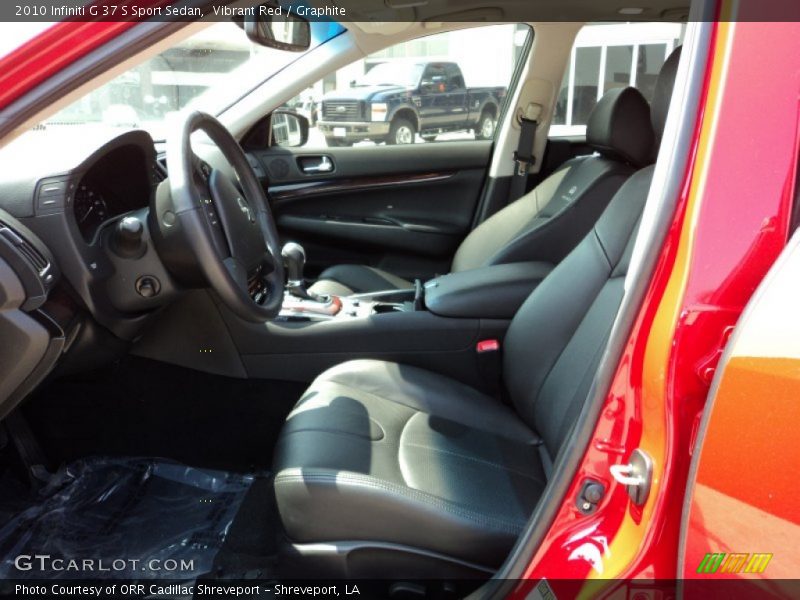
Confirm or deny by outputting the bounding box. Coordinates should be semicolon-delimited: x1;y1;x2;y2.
372;303;405;314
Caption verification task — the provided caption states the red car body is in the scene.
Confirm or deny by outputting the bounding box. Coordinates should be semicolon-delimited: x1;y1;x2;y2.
516;16;800;596
1;3;798;596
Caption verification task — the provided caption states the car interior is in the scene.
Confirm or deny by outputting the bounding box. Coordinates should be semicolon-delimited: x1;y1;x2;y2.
0;3;691;595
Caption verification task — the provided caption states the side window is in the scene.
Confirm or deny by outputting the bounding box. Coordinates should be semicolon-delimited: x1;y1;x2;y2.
551;23;685;137
421;63;448;93
282;24;530;148
447;65;466;90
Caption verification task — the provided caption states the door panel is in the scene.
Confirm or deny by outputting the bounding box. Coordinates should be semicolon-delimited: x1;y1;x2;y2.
251;141;493;279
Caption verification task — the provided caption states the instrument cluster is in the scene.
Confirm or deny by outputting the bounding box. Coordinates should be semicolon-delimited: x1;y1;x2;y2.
71;144;155;242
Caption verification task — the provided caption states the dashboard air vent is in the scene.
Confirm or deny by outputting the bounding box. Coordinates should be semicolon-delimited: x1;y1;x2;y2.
153;156;168;183
0;219;50;275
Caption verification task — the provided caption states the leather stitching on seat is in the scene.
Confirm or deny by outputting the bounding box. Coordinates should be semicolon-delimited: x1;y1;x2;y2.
487;168;629;268
592;228;613;270
321;378;532;444
321;378;462;419
527;282;604;413
278;427;376;441
401;442;546;485
552;312;618;451
274;471;526;532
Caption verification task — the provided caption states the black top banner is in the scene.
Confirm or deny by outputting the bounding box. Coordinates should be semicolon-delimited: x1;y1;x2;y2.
2;0;800;23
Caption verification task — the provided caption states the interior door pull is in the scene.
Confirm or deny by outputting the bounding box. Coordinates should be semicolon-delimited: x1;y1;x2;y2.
302;156;334;174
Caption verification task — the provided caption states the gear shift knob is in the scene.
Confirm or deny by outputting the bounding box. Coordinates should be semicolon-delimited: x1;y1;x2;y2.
281;242;325;301
281;242;306;284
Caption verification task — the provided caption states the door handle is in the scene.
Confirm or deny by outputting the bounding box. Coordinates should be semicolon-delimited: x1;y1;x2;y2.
300;155;334;174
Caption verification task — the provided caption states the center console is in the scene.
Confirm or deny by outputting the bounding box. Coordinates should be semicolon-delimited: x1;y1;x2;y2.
278;261;553;323
277;242;423;321
279;287;419;321
227;254;554;388
135;244;554;393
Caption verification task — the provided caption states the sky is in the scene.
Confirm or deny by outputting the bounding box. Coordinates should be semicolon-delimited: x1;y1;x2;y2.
0;23;53;59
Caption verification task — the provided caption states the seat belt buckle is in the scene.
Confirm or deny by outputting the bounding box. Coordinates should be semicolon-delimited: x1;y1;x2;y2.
476;339;500;353
476;339;502;396
513;151;535;176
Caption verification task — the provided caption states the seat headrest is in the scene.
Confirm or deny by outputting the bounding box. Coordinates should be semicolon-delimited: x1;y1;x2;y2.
651;46;682;145
586;86;654;168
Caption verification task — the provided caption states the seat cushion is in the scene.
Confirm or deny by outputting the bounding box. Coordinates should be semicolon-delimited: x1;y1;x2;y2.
309;265;414;296
273;359;545;569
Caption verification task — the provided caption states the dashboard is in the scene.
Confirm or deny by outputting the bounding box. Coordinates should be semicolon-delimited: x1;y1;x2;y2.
0;127;231;420
0;129;164;337
0;127;247;346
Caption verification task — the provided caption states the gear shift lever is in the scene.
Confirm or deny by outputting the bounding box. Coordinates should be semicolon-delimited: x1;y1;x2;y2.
282;242;320;300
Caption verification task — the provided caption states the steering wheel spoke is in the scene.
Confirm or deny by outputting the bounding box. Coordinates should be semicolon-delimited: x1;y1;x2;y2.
161;111;285;322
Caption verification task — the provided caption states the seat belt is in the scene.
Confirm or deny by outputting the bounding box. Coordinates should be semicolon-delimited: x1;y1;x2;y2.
509;102;543;201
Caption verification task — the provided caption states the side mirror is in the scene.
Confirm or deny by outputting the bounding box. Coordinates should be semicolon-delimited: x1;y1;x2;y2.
271;110;309;147
244;4;311;52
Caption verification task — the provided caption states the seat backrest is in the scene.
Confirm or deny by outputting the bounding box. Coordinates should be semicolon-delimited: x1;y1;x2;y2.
502;46;682;459
451;86;654;273
651;46;682;150
503;167;653;457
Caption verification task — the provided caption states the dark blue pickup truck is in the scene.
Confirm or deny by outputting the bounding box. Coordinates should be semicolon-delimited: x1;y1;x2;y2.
317;61;507;146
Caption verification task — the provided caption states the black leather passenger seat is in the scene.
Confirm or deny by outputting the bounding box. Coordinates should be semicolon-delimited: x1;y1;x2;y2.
272;47;682;579
310;86;655;296
274;360;543;570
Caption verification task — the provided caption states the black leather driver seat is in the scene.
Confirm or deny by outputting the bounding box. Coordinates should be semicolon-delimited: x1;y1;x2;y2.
309;85;655;297
272;47;681;578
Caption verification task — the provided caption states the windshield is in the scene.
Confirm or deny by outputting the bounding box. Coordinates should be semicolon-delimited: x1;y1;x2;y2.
41;20;344;140
356;62;423;88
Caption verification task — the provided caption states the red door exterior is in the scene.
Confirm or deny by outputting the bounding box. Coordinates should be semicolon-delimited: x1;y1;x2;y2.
515;14;800;596
680;229;800;594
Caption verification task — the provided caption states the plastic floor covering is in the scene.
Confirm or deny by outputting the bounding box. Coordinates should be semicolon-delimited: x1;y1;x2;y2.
0;457;256;580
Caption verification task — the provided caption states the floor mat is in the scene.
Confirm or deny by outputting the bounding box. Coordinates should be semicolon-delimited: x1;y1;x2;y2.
0;457;258;580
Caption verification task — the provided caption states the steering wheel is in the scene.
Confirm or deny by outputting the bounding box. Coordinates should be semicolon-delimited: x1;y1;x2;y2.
163;111;285;322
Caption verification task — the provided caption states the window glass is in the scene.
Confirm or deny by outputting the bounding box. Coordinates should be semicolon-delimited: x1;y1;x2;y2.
360;63;423;88
550;23;684;137
283;24;531;148
554;72;570;127
603;45;634;93
636;43;668;102
572;47;601;126
38;21;345;141
447;65;466;90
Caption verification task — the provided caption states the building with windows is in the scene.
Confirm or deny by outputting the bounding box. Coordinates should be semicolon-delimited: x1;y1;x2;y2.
551;22;685;136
